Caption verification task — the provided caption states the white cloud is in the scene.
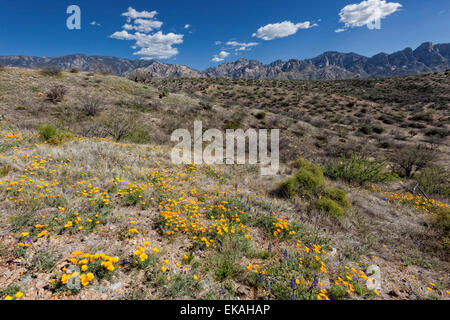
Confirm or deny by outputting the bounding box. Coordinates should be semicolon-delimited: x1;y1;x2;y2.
335;28;346;33
226;41;259;51
184;24;191;29
252;20;317;40
212;51;230;62
338;0;402;30
123;18;163;32
110;30;135;40
110;8;183;60
122;7;158;21
90;21;101;27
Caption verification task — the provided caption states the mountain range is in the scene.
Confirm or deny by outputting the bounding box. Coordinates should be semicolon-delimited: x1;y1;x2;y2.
1;42;449;80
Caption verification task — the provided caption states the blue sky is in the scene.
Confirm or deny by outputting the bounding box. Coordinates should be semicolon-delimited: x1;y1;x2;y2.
0;0;449;70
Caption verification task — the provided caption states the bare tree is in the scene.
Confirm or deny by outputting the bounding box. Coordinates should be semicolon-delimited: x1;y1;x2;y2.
78;94;103;116
46;85;67;103
392;144;435;178
104;113;136;141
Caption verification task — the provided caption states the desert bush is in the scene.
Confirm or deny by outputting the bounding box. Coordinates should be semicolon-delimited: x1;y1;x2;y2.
255;111;266;120
78;94;103;116
295;169;324;195
391;144;435;178
38;124;72;144
224;110;245;130
70;68;79;73
316;197;345;217
277;177;299;199
46;85;67;103
159;88;169;99
415;167;450;197
40;66;62;77
431;207;450;249
322;186;351;209
324;154;397;185
126;123;151;144
104;113;136;142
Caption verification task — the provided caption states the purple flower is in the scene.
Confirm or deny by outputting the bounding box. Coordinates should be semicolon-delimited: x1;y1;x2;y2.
291;277;297;289
268;243;273;254
291;294;296;300
309;277;319;291
260;273;265;284
219;287;225;296
283;250;288;260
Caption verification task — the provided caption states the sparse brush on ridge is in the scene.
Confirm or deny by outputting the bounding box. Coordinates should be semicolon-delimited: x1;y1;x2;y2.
39;66;62;77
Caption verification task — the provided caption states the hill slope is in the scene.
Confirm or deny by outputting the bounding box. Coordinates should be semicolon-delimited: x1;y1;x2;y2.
0;67;448;300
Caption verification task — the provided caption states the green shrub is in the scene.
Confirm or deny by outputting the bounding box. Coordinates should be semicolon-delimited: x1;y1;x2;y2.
323;187;351;209
38;124;72;144
277;177;299;198
316;197;345;217
324;154;397;185
431;207;450;248
295;168;324;194
126;124;151;144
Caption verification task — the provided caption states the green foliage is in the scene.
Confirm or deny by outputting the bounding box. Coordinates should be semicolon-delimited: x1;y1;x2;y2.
0;164;11;177
126;124;151;144
209;236;244;282
316;197;346;217
277;157;351;217
33;249;57;272
277;177;299;198
322;186;351;209
224;110;245;130
38;124;72;144
324;154;397;185
295;168;324;195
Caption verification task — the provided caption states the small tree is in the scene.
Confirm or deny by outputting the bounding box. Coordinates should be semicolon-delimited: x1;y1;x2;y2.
392;144;435;178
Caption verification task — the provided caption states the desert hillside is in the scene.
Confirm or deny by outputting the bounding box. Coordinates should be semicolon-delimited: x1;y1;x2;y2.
0;66;448;300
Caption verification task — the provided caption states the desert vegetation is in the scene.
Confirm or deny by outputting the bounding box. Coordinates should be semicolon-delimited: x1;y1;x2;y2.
0;67;448;300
